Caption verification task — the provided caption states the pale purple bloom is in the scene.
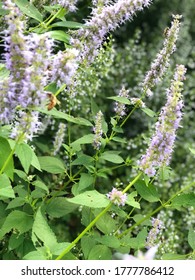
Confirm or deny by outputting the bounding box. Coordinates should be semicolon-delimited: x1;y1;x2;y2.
72;0;153;62
107;188;127;206
51;48;79;88
52;0;79;12
114;86;129;118
140;65;187;176
143;15;182;95
146;218;163;249
52;123;66;155
93;111;103;150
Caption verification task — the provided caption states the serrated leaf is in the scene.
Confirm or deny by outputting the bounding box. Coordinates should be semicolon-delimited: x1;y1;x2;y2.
188;228;195;249
95;212;118;234
23;251;46;260
107;96;130;105
126;191;140;209
134;180;160;202
0;210;33;240
0;174;15;199
95;235;120;249
81;236;97;259
47;31;70;43
141;107;156;117
128;228;148;249
6;197;25;210
112;136;127;143
15;143;33;174
71;134;94;148
88;245;112;260
15;0;43;22
171;193;195;209
9;233;24;251
51;21;84;29
32;207;57;251
32;180;48;193
67;190;109;208
38;156;65;174
0;137;14;180
46;198;78;218
77;173;94;193
71;155;94;166
99;151;124;164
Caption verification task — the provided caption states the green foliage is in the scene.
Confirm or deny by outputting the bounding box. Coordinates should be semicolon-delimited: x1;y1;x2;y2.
0;0;195;261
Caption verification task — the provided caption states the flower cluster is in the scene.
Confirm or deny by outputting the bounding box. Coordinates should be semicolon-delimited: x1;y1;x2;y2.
130;98;146;108
114;86;129;118
72;0;152;62
52;122;66;155
146;218;163;249
51;48;79;88
142;15;182;96
140;64;187;176
52;0;79;12
0;0;54;140
107;188;127;206
93;111;103;150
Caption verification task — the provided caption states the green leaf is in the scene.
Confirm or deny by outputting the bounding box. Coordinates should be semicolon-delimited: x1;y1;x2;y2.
67;190;109;208
0;174;15;199
134;180;160;202
31;150;41;171
126;191;140;209
9;233;24;251
189;148;195;155
81;236;97;259
46;198;78;218
162;253;186;260
77;173;94;193
23;251;46;260
15;143;33;174
0;137;14;180
95;235;121;249
71;154;94;166
128;228;148;249
171;193;195;209
71;134;94;150
38;108;92;126
88;245;112;260
95;212;118;234
51;21;84;29
107;96;130;105
0;2;8;15
32;180;48;193
0;210;33;240
141;107;156;117
188;228;195;250
32;207;57;251
112;136;127;143
99;151;124;164
38;156;65;174
47;31;70;43
6;197;25;210
0;63;9;80
15;0;43;22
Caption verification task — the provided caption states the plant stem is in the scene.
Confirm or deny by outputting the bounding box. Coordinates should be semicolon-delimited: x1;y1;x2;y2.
55;172;142;260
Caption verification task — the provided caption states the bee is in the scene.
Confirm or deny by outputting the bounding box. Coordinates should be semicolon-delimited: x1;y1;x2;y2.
163;27;169;37
47;93;60;111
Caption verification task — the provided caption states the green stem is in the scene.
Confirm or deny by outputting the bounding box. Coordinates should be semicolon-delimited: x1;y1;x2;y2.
118;181;195;238
55;172;143;260
45;8;64;27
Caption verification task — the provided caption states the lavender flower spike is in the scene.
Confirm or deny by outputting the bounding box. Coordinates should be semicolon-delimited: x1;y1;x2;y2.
53;0;79;12
140;64;187;177
72;0;153;62
93;110;103;150
143;15;182;96
114;86;129;118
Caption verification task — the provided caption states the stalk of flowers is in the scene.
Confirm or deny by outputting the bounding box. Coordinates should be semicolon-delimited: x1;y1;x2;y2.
50;48;79;88
71;0;153;63
142;15;182;96
146;218;163;249
52;0;79;12
140;64;187;177
52;122;66;155
114;86;129;118
1;0;30;122
93;110;103;150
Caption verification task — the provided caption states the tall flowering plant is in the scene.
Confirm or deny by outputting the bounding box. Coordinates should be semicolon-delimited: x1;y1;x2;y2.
0;0;194;261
